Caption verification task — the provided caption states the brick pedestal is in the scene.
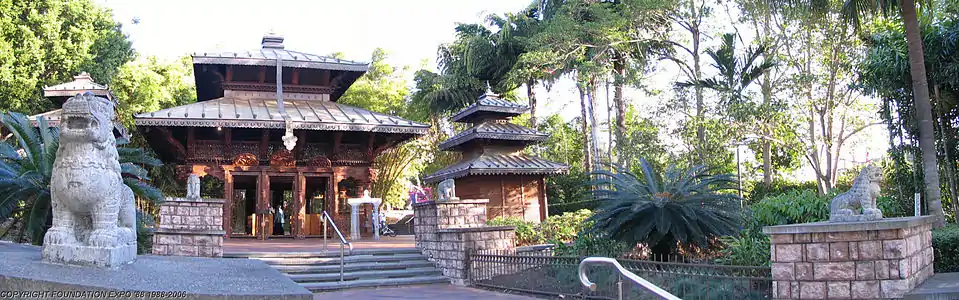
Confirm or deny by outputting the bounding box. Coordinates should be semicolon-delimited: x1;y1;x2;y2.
152;197;226;257
764;216;937;299
413;199;516;285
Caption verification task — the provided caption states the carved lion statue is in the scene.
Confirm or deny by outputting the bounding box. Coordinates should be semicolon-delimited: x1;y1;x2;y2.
44;93;136;249
829;164;883;222
186;174;201;200
437;178;457;201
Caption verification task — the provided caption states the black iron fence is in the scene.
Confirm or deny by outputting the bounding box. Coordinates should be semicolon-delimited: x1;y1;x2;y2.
467;248;772;300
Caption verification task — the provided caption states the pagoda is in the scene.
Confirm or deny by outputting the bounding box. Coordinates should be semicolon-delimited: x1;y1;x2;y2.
133;34;429;239
31;72;128;139
424;88;568;222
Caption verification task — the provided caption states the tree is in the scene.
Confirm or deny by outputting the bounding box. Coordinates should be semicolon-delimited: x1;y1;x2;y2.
0;112;163;246
662;0;712;159
772;0;944;225
110;55;196;132
587;159;741;257
338;48;412;117
0;0;134;114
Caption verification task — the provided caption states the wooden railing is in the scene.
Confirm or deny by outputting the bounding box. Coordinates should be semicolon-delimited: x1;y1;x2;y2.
186;140;370;166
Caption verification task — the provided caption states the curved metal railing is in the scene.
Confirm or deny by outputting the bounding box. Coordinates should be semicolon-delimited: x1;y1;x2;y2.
321;211;353;281
579;257;681;300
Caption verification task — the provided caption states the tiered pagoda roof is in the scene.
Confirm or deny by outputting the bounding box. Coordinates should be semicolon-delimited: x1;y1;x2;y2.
134;35;429;135
424;89;568;183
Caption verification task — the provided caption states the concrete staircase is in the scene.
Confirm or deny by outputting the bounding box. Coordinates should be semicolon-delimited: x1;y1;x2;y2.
224;248;448;292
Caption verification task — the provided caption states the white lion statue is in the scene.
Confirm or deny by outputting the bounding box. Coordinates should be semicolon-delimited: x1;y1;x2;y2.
186;174;201;200
829;164;883;222
42;92;137;268
437;179;458;201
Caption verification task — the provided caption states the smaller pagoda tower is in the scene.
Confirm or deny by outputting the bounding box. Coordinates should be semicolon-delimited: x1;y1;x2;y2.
424;87;568;223
32;72;127;139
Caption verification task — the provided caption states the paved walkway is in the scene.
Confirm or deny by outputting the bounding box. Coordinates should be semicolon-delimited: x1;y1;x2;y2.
312;284;540;300
224;235;415;253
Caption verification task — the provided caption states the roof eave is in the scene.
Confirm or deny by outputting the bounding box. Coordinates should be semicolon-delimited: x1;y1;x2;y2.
438;133;549;151
133;118;429;135
192;56;370;72
449;105;527;123
423;167;569;184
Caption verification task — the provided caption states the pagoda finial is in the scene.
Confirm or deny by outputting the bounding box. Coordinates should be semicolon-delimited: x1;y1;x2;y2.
485;81;492;94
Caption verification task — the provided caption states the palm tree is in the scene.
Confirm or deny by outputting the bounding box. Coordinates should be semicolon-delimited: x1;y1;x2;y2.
782;0;944;226
586;159;742;258
0;112;163;246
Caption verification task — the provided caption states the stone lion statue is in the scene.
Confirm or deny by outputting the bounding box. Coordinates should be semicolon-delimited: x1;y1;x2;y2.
437;178;458;201
186;174;201;200
42;92;136;268
829;164;883;222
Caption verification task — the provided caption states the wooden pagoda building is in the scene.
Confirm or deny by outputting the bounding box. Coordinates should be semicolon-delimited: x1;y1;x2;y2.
134;35;429;239
30;72;128;139
423;89;568;222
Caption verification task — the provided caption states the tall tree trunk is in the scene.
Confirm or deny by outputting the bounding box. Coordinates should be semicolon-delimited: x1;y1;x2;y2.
588;77;602;168
901;1;944;227
578;82;594;172
761;76;773;187
527;78;537;128
691;1;705;153
613;54;627;167
934;84;959;222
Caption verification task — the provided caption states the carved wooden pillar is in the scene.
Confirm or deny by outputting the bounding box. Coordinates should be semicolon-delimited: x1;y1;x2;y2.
294;172;306;239
258;171;270;240
292;69;300;85
225;66;233;82
223;170;234;237
187;127;196;158
223;128;232;160
258;66;266;83
332;132;342;155
294;131;306;164
259;129;269;165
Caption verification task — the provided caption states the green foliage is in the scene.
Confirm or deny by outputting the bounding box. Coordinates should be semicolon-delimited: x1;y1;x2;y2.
540;209;593;243
0;112;164;245
487;216;543;246
744;180;819;205
932;224;959;272
587;160;742;255
487;209;595;246
0;0;134;114
338;48;413;117
554;231;631;257
110;55;196;131
717;229;771;266
749;190;832;231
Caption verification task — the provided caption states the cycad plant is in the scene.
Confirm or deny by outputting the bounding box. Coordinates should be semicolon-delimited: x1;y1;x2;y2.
586;159;742;258
0;112;163;246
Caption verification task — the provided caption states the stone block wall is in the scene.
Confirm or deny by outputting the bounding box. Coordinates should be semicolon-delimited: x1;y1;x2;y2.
152;198;226;257
765;216;937;299
413;199;516;285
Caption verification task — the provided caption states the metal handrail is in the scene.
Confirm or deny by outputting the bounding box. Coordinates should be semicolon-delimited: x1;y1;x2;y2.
321;211;353;282
579;257;681;300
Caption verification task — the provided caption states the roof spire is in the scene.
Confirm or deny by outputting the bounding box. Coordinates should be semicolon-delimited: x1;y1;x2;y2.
262;32;285;49
480;81;498;99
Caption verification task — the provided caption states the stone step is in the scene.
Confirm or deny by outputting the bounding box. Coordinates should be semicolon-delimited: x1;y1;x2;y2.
302;275;449;292
286;267;442;283
274;260;436;274
251;253;427;266
223;248;420;259
904;272;959;300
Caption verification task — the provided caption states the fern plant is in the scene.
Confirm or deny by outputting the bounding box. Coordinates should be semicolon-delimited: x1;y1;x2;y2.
586;159;742;257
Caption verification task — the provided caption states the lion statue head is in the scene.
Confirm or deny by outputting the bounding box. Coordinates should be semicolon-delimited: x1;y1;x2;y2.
59;92;116;148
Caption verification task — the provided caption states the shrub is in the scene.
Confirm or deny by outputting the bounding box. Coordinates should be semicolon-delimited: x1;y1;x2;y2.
749;190;832;231
487;216;542;245
744;180;819;205
933;224;959;273
540;209;592;243
717;229;771;266
554;231;631;257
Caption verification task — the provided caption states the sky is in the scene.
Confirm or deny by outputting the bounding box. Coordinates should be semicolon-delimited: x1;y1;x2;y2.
96;0;889;182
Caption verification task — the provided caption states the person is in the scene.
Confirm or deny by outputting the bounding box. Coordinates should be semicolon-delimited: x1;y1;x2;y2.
273;204;285;235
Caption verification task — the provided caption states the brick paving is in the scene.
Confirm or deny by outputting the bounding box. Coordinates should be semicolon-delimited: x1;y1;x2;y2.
311;284;540;300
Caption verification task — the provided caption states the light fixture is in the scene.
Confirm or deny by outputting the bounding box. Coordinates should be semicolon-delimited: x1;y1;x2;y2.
217;126;222;131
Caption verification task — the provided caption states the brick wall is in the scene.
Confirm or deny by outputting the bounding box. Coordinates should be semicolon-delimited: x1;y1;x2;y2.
153;197;226;257
412;199;516;285
765;216;937;299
